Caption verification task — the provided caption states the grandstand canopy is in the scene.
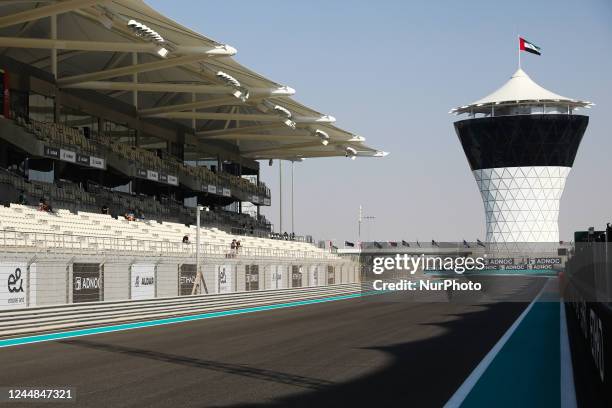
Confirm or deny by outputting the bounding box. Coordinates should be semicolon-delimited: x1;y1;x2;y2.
0;0;387;162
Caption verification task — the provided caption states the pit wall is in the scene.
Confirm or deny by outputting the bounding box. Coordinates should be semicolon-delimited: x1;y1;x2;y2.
0;253;359;309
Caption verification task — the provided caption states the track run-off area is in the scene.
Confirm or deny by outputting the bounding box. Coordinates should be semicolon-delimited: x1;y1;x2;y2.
0;277;572;407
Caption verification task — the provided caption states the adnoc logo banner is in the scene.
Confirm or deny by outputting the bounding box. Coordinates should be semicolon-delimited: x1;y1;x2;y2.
0;263;27;310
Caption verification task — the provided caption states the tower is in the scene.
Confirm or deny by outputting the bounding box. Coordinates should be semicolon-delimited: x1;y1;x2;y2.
451;69;592;245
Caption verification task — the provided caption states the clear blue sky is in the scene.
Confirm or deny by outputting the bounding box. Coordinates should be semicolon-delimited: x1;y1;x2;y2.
149;0;612;243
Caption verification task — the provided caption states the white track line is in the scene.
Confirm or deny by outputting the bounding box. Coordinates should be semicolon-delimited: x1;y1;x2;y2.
560;300;577;408
443;279;549;408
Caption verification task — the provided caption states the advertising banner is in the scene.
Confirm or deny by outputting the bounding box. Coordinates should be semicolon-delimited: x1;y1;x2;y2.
291;265;303;288
0;263;27;310
216;264;233;294
271;265;286;289
310;266;319;287
146;170;159;181
179;264;196;296
222;188;231;197
72;263;102;303
76;153;90;166
60;149;76;163
167;175;178;186
89;156;105;169
207;185;216;194
327;266;335;285
245;265;259;291
44;146;60;159
131;264;155;300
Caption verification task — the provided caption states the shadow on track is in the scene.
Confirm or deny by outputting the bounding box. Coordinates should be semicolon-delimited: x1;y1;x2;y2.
60;339;334;390
60;300;537;408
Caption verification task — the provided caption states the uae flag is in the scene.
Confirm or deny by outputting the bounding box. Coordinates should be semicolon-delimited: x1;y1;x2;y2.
519;37;541;55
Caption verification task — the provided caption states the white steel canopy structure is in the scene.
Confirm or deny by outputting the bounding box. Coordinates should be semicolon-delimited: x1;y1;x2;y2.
450;68;594;117
0;0;387;161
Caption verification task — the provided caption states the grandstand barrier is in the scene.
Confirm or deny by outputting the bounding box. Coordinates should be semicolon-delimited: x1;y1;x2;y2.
0;229;335;260
0;253;359;310
0;284;363;339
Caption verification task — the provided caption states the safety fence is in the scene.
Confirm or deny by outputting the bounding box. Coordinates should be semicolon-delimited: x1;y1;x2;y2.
0;254;360;311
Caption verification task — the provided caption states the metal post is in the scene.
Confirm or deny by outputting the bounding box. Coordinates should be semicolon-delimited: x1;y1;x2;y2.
358;205;362;240
191;92;196;130
196;204;200;275
132;52;138;108
192;205;209;295
518;35;521;69
291;161;294;234
279;160;283;233
50;14;57;79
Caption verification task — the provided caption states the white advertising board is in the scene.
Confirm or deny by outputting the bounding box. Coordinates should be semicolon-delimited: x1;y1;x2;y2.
59;148;76;163
146;170;159;181
0;263;27;310
309;266;320;287
131;264;156;300
216;264;233;294
270;265;286;289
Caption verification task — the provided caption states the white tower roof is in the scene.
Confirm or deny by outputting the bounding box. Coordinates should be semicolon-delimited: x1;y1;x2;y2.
450;68;593;115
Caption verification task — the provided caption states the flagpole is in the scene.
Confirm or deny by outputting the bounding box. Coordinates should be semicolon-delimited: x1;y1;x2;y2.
518;35;521;69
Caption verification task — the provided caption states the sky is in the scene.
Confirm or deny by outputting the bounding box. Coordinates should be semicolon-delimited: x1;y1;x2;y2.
148;0;612;244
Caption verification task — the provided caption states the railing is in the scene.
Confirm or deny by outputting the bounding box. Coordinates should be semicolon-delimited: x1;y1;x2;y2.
0;229;338;260
11;115;271;200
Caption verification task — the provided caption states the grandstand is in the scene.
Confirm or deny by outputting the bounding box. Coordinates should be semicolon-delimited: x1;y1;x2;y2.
0;0;383;307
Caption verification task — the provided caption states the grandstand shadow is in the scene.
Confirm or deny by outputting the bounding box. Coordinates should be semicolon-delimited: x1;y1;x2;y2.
209;301;532;408
61;291;538;408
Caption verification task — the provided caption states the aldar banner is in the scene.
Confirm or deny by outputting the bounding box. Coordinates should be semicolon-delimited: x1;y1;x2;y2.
216;264;232;294
131;264;155;300
0;263;27;310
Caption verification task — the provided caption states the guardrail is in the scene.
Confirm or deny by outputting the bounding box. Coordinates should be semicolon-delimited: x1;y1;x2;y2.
0;229;338;260
0;284;362;339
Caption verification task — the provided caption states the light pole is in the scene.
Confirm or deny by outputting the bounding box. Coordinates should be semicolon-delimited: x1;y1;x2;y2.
279;160;283;233
358;205;375;241
192;204;209;295
291;161;294;235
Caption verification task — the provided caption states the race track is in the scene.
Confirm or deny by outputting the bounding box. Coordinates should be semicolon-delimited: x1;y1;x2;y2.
0;279;545;408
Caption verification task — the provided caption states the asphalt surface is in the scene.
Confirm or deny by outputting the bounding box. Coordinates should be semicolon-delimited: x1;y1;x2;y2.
0;278;545;408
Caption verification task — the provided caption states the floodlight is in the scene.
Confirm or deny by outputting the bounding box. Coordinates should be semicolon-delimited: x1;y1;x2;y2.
156;46;169;58
217;71;249;102
127;19;165;43
273;105;291;118
314;129;330;146
216;71;241;88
